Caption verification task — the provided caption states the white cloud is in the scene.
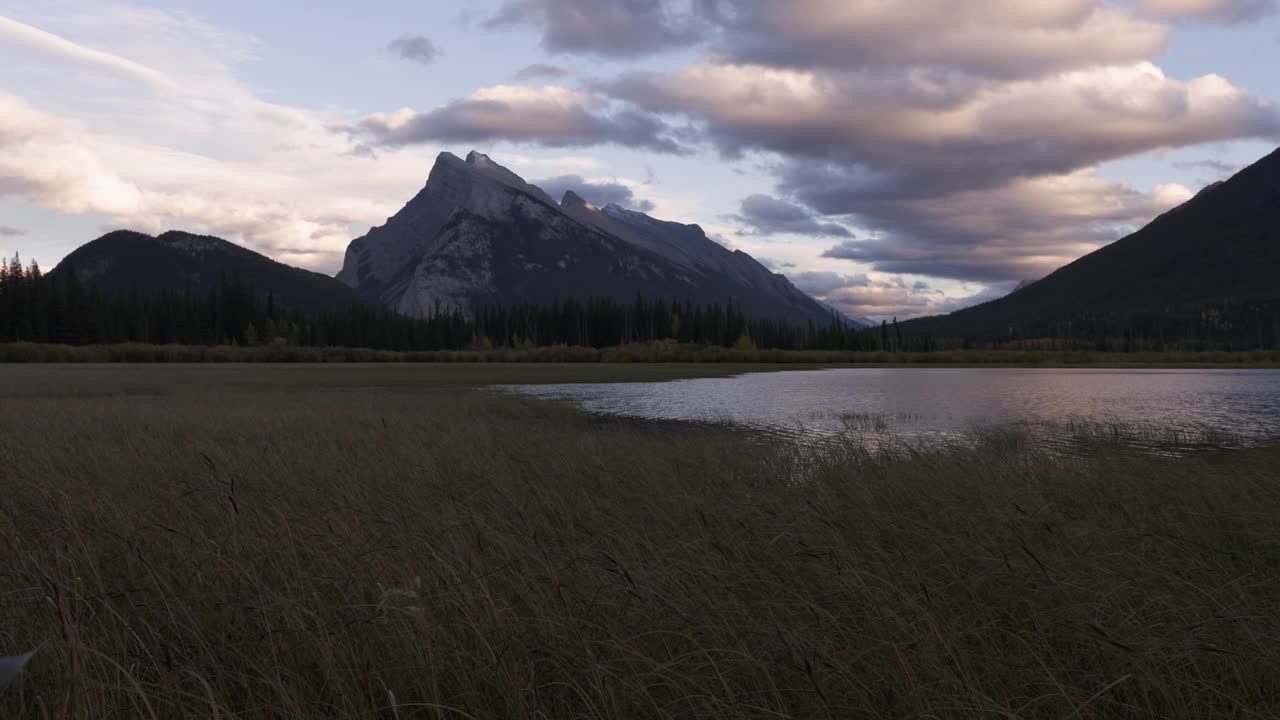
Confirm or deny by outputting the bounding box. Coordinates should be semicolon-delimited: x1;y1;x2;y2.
0;9;435;271
0;13;173;89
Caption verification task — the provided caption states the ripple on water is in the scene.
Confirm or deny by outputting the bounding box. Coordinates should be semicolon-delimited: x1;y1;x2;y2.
497;367;1280;454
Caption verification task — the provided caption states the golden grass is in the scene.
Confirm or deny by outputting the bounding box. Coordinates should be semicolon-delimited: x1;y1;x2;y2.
0;369;1278;718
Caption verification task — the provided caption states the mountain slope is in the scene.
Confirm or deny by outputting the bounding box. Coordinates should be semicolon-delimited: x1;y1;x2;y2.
906;146;1280;340
339;151;837;324
49;230;358;312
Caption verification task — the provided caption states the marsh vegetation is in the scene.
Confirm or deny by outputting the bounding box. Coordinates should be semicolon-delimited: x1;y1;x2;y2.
1;365;1278;718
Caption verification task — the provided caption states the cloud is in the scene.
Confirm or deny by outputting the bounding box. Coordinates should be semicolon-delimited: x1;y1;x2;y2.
732;193;852;237
787;270;857;296
814;169;1195;281
1140;0;1277;24
484;0;707;58
608;62;1279;193
354;85;688;153
604;58;1277;281
696;0;1168;79
0;226;26;237
514;63;572;82
0;12;436;271
0;13;174;90
387;34;439;65
797;272;1016;320
531;173;655;211
1170;157;1242;186
581;0;1280;288
0;93;388;266
1172;157;1239;174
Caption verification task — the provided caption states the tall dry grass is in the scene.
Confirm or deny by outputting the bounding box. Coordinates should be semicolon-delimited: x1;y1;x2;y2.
0;378;1278;718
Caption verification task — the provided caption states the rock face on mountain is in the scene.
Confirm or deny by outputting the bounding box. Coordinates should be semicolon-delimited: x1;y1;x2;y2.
50;230;358;312
338;151;836;323
906;146;1280;341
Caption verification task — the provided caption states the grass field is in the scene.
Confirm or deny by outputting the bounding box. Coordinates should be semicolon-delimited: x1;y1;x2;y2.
1;365;1278;718
0;362;791;398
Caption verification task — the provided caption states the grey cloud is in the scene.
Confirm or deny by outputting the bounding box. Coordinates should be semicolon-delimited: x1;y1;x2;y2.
388;0;1277;290
1172;158;1238;174
344;143;377;159
1141;0;1276;24
693;0;1167;78
387;34;439;65
809;161;1180;282
355;90;689;154
822;241;871;261
484;0;707;58
0;226;26;237
606;63;1280;200
733;194;852;237
602;55;1278;282
532;173;656;212
787;271;857;296
514;63;573;82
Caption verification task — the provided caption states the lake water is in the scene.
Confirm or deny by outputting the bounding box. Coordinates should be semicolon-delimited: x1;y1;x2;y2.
503;368;1280;449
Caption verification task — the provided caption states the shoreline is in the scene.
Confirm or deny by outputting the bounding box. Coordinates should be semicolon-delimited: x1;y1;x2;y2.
3;341;1280;370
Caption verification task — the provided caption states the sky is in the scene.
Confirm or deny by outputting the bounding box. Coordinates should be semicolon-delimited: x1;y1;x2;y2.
1;0;1279;320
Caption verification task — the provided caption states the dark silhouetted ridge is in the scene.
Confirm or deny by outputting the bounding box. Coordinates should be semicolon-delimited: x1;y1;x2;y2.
49;230;357;312
907;146;1280;341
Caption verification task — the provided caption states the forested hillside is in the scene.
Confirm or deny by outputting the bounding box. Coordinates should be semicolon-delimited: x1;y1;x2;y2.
0;254;893;352
906;147;1280;349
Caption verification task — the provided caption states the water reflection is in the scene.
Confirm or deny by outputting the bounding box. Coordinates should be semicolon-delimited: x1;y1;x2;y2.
501;368;1280;450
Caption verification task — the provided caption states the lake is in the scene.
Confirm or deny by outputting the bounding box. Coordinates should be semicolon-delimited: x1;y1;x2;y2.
503;368;1280;449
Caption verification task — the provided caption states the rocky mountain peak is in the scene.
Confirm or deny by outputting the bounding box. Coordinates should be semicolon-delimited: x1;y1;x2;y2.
561;190;591;210
339;150;838;324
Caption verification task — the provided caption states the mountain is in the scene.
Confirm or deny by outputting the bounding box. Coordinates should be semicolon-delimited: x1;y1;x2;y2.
49;230;358;312
338;151;836;324
1009;279;1036;295
813;301;869;329
906;146;1280;341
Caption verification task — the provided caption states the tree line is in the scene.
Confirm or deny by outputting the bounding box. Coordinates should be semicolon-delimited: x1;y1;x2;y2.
7;252;1274;353
936;303;1280;352
0;254;918;352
